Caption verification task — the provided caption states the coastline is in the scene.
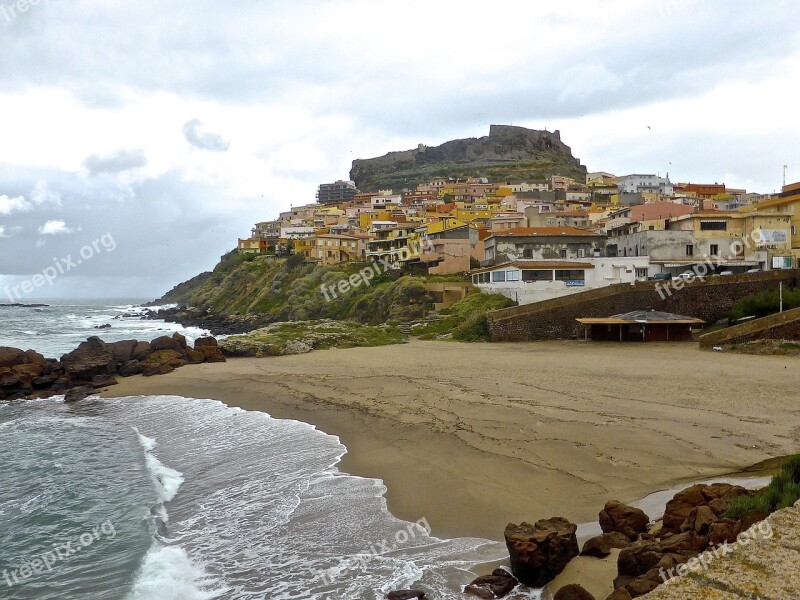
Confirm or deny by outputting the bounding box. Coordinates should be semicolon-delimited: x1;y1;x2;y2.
100;339;800;546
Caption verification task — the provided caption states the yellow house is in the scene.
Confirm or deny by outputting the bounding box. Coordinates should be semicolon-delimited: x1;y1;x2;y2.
425;218;465;235
293;237;315;259
743;182;800;251
314;234;363;265
454;207;492;223
366;224;425;269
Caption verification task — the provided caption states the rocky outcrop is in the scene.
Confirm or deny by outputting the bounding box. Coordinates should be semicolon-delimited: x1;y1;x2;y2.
145;305;271;336
599;501;650;541
385;591;426;600
661;483;749;535
464;568;518;598
554;584;595;600
350;125;586;192
581;532;632;558
0;334;225;402
505;517;579;587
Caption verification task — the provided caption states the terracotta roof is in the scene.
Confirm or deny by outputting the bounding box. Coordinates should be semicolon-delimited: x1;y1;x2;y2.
629;202;694;223
471;260;594;274
576;310;705;325
488;227;599;237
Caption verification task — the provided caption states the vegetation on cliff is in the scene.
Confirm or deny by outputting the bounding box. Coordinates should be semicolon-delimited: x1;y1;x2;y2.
415;292;516;342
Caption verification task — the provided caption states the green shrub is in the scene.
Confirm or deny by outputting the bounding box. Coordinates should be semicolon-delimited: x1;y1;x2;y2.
724;454;800;519
728;288;800;324
415;291;516;341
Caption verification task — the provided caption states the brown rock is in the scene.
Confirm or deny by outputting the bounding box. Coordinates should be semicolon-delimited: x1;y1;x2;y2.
172;332;188;348
504;517;579;587
624;578;658;597
132;341;152;361
581;532;631;558
119;360;142;377
708;519;740;547
92;374;118;388
64;385;94;403
60;337;115;381
12;363;44;379
141;350;188;376
464;569;517;598
197;344;226;363
194;336;218;347
108;340;138;364
24;349;46;366
0;347;27;367
150;335;184;353
599;501;650;541
386;592;426;600
185;348;205;364
605;589;632;600
554;583;595;600
684;504;717;534
662;484;748;535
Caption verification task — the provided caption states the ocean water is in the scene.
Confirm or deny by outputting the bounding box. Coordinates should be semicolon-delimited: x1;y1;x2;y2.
0;299;209;358
0;396;511;599
1;302;520;599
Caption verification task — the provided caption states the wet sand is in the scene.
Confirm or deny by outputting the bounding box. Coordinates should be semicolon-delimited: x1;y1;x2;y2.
102;339;800;546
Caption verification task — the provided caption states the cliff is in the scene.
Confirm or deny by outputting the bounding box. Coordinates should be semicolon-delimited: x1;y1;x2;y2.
350;124;587;192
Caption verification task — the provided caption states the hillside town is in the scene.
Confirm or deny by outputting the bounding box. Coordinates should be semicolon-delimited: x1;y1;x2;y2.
237;169;800;306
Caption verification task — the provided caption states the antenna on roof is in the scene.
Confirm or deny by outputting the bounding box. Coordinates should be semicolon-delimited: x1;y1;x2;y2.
784;164;788;189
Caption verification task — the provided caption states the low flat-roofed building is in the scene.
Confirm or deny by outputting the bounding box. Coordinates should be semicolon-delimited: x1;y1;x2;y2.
576;310;705;342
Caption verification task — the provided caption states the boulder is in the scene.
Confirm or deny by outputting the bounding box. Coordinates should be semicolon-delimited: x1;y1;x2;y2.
92;374;118;388
150;335;184;353
554;584;595;600
119;360;142;377
197;344;226;363
60;337;115;381
24;349;46;366
386;592;426;600
581;532;631;558
132;341;152;361
605;589;632;600
683;504;717;534
108;340;138;364
505;517;579;587
141;350;188;376
171;332;188;348
0;347;27;367
599;501;650;541
64;385;94;403
185;347;206;364
662;484;748;535
194;336;219;347
464;569;517;598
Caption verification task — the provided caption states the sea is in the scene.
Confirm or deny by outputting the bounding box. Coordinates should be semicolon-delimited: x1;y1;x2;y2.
0;300;515;600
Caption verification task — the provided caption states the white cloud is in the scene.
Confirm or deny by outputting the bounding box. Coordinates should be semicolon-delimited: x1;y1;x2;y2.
30;180;62;208
37;219;80;235
182;119;230;152
0;195;32;215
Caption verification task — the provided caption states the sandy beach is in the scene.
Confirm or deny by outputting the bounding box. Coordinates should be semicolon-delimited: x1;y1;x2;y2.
102;339;800;543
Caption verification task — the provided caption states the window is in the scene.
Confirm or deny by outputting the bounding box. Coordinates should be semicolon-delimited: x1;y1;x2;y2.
577;248;586;258
554;270;585;283
710;244;719;256
559;249;567;258
793;225;797;236
522;270;552;282
700;221;727;231
506;270;520;281
491;271;506;283
686;244;694;257
523;248;533;259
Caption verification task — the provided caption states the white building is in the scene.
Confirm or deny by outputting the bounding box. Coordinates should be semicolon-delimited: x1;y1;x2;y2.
618;174;673;196
470;257;650;305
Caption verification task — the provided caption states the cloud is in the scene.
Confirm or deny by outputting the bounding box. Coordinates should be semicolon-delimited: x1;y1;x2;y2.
182;119;230;152
0;225;19;238
84;149;148;175
0;195;32;215
37;219;80;235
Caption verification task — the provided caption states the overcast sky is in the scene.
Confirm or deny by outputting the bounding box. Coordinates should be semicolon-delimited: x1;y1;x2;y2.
1;0;798;299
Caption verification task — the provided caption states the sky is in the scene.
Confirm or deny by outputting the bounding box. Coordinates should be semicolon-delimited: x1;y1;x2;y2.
0;0;798;299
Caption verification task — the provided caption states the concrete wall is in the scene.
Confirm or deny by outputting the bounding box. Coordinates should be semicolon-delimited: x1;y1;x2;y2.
698;306;800;348
487;270;800;341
